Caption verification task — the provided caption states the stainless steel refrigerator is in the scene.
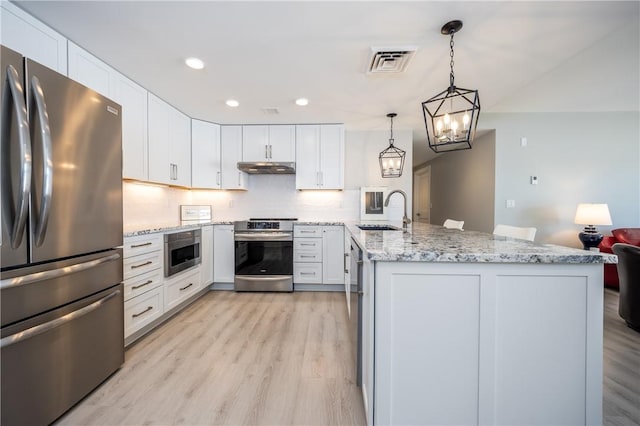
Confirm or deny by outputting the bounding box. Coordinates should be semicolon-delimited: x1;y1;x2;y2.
1;45;124;425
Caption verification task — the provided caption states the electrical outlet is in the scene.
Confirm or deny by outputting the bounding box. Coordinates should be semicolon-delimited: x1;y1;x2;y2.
506;199;516;208
531;176;538;185
520;137;527;147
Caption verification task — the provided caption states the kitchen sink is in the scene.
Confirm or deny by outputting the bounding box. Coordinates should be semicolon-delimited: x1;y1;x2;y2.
357;224;402;231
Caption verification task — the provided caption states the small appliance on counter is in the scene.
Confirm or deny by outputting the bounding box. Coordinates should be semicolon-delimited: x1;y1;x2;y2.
180;205;212;224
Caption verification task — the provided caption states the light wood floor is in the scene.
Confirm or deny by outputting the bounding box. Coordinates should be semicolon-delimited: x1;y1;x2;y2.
57;291;366;426
603;288;640;426
57;289;640;425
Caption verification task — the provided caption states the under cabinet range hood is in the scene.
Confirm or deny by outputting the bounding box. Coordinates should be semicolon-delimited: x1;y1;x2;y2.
237;162;296;174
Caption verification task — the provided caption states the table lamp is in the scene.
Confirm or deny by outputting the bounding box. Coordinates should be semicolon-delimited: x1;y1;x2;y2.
574;203;612;250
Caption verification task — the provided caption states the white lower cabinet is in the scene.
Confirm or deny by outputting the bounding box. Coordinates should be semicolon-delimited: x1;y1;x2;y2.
201;225;214;285
293;225;345;286
322;226;345;285
164;267;202;312
213;225;235;283
124;286;164;338
294;263;322;283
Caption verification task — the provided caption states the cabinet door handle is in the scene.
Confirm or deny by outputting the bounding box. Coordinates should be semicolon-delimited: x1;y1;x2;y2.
175;164;178;181
237;171;242;187
344;253;348;272
265;144;269;159
268;145;272;159
132;306;153;318
180;282;194;291
131;242;152;248
132;280;153;290
216;171;221;186
319;172;323;186
131;261;153;269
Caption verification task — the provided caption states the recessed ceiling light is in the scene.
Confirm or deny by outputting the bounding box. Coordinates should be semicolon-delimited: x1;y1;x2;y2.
295;98;309;106
185;57;205;70
226;99;239;107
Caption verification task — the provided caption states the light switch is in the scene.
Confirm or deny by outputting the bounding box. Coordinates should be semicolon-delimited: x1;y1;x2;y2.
506;199;516;208
520;137;527;147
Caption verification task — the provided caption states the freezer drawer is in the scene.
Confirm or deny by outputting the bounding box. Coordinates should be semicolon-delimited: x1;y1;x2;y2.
0;249;123;327
1;283;124;425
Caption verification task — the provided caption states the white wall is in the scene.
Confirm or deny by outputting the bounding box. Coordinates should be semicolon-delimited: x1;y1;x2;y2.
123;128;413;230
481;112;640;248
426;131;496;233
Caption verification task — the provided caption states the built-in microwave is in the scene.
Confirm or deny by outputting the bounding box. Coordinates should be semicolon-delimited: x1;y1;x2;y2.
164;229;201;277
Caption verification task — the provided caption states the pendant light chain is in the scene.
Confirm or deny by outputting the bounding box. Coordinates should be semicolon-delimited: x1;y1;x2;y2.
389;114;394;145
449;32;455;89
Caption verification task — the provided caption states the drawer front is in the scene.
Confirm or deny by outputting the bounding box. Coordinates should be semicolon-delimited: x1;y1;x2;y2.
124;269;163;301
294;226;322;238
123;251;163;280
124;286;163;338
294;263;322;283
294;238;322;252
164;268;201;312
294;250;323;263
123;234;163;258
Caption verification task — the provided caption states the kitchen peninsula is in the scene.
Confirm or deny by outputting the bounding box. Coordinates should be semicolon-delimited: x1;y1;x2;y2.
347;223;615;426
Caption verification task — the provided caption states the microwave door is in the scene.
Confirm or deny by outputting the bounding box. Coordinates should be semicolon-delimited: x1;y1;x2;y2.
1;46;30;269
25;59;123;264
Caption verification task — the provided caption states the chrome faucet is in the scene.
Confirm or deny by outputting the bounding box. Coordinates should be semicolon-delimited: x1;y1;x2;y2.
384;189;412;230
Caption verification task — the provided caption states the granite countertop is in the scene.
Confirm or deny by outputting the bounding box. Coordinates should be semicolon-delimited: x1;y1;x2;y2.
345;222;617;264
123;221;234;237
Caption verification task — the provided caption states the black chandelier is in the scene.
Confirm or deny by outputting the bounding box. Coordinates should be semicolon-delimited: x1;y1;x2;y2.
379;113;405;178
422;20;480;153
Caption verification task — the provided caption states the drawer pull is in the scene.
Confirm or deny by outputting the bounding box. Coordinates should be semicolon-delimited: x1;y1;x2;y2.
132;280;153;290
300;243;315;246
131;242;152;248
300;230;315;233
180;283;194;291
131;261;153;269
132;306;153;318
300;255;315;258
301;272;316;276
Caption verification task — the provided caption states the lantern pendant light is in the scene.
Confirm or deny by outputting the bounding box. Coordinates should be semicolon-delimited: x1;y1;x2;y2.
422;20;480;153
379;113;406;178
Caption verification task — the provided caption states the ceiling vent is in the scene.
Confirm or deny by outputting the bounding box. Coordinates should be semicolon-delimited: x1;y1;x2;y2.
367;46;417;74
261;107;280;115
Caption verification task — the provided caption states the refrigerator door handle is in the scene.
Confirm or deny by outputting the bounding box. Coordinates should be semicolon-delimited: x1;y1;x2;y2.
0;289;121;348
0;252;121;290
29;75;54;247
2;64;32;249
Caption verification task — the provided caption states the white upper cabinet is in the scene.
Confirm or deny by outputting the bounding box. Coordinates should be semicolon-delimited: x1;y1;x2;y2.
295;124;344;190
1;2;67;74
113;76;148;181
242;125;295;162
68;42;148;181
191;120;221;189
67;41;114;97
148;93;191;187
220;125;248;190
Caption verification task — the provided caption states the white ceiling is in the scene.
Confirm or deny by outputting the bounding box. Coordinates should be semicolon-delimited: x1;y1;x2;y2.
15;1;640;166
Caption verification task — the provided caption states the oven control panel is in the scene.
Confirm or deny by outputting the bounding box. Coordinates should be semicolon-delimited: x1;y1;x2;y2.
248;222;280;230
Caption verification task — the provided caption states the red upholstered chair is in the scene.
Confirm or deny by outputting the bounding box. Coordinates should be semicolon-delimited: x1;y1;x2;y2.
600;228;640;289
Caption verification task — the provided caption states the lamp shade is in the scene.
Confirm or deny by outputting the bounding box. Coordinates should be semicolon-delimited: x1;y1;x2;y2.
574;204;612;226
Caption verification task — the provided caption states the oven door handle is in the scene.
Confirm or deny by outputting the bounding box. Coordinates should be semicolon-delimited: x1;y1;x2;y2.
234;232;293;242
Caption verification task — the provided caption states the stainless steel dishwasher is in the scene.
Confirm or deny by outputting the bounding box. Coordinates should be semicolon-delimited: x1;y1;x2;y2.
350;238;363;387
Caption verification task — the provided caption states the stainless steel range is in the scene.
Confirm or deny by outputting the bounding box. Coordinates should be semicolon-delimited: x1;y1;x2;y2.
234;218;296;292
